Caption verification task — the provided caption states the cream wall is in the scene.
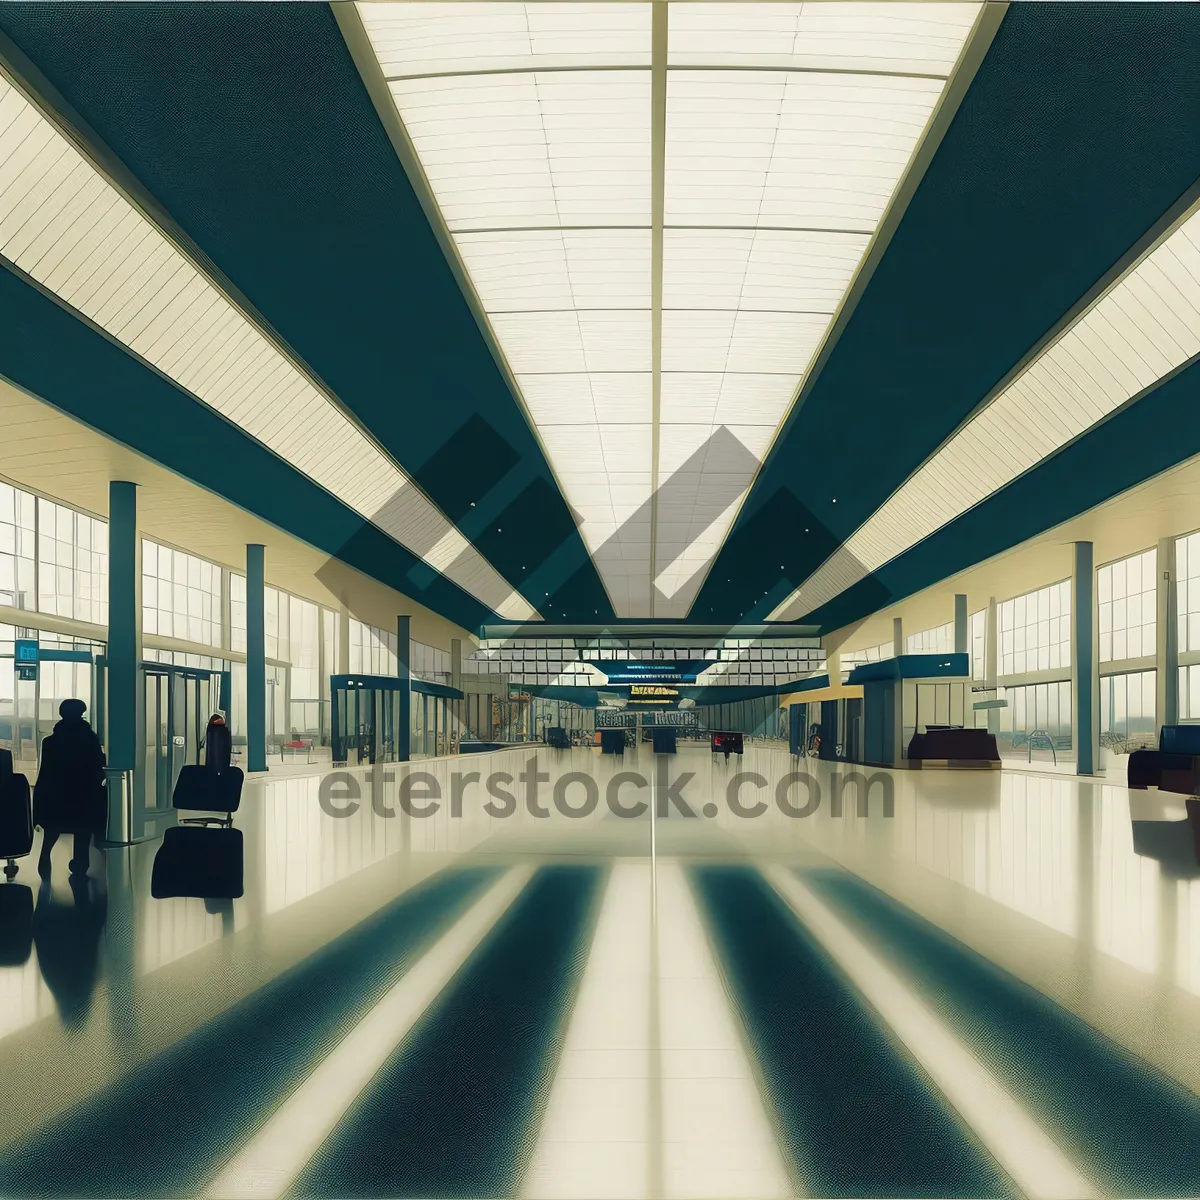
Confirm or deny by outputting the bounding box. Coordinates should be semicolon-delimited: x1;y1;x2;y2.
0;376;473;652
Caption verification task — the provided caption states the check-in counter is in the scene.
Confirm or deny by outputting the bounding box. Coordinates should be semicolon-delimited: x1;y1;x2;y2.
846;654;979;769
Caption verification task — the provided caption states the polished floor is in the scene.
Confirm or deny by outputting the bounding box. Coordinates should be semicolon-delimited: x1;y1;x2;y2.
3;743;1200;1198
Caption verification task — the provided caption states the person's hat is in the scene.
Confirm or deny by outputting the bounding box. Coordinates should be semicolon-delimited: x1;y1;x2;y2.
59;698;87;719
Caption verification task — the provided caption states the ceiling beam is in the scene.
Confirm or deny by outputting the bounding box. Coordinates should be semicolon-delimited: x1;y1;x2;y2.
648;0;668;617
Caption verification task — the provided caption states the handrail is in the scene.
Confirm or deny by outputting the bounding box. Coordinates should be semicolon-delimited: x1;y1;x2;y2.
1027;728;1057;764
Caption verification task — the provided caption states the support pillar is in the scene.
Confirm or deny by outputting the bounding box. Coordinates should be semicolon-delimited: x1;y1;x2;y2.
397;615;411;762
954;594;968;655
451;638;462;690
1073;541;1097;775
246;544;267;773
1157;535;1179;735
106;482;142;838
825;648;841;686
892;616;904;658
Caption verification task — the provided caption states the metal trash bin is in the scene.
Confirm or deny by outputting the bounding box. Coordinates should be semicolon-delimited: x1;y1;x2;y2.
104;766;135;845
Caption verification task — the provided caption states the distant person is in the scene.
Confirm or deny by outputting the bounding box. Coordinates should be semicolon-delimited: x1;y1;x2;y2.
202;712;232;772
33;700;105;879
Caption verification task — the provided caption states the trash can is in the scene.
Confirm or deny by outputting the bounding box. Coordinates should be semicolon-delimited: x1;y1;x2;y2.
104;766;135;845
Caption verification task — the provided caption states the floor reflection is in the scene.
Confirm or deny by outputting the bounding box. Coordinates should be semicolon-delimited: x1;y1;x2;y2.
0;745;1199;1197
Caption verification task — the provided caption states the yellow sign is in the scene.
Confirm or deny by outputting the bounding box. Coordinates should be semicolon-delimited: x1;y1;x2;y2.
630;685;678;698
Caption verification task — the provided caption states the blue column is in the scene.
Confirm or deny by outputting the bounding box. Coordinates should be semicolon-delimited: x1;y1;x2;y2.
1074;541;1096;775
954;593;968;654
1157;535;1179;734
107;482;140;771
246;544;267;773
397;615;411;762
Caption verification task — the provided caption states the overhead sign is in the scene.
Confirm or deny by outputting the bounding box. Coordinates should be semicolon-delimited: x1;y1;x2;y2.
15;638;37;681
590;660;708;684
596;709;699;728
630;685;678;698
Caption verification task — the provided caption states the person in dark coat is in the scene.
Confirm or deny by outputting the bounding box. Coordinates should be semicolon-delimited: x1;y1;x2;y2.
34;699;106;879
202;712;232;772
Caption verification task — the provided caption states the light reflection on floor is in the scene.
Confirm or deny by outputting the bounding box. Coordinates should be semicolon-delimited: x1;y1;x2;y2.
3;744;1200;1197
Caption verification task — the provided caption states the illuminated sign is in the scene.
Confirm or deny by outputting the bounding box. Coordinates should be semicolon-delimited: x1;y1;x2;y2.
15;639;37;680
590;660;707;684
630;685;678;698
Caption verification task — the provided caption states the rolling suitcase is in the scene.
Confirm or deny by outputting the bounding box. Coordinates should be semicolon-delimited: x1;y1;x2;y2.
152;764;245;899
0;748;33;880
151;824;244;899
0;882;33;966
172;764;243;822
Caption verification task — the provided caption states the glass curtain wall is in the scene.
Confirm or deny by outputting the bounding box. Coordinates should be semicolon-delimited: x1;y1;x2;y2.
1098;548;1156;664
1100;670;1157;751
142;541;222;647
349;619;396;675
1097;548;1157;753
0;483;35;611
907;622;953;654
37;497;107;624
995;681;1072;755
998;580;1071;676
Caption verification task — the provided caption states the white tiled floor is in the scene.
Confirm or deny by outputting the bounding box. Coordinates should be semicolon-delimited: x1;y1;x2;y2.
4;743;1200;1197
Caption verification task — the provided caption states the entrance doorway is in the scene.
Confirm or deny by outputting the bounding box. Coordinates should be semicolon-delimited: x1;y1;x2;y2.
331;674;403;765
142;663;216;817
96;658;223;838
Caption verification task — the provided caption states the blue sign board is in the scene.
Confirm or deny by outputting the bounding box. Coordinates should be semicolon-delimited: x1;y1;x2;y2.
15;639;37;680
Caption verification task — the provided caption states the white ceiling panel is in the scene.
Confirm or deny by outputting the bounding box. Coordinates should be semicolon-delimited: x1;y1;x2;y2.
0;76;536;619
660;372;798;424
668;3;980;75
520;372;652;425
457;229;651;311
390;71;651;231
666;71;945;230
662;228;869;311
661;309;827;373
491;310;651;373
362;2;652;77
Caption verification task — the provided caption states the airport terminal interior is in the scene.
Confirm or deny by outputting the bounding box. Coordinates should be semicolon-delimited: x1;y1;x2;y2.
4;2;1200;1197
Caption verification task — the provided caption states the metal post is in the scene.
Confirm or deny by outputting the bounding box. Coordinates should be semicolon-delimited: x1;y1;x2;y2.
397;615;411;762
1073;541;1097;775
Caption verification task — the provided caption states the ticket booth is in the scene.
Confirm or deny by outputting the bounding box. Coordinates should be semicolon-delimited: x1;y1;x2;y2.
848;654;972;768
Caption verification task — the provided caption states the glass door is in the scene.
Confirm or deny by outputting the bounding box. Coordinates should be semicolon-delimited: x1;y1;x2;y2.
143;668;169;815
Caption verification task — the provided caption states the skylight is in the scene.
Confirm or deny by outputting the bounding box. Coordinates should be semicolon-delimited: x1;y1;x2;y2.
357;1;983;615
